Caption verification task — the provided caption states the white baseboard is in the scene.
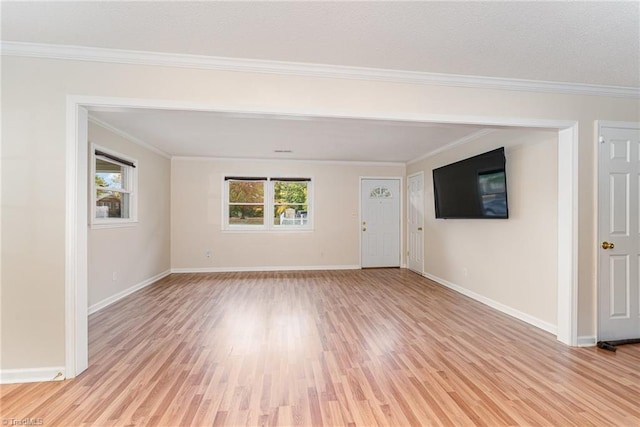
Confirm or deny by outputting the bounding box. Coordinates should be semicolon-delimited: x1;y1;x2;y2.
0;367;65;384
422;272;558;336
577;335;597;347
171;265;361;273
88;269;171;315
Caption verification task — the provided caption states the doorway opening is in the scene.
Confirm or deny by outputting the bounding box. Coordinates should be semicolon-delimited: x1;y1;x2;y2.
66;97;579;378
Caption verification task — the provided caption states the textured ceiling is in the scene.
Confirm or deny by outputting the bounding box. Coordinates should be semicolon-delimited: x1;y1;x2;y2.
2;1;639;87
3;2;632;162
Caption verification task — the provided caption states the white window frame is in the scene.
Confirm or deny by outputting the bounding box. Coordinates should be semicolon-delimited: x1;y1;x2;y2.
223;176;313;232
224;177;268;230
90;144;138;228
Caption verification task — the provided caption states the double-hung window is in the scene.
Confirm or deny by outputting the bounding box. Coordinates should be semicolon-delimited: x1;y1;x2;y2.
226;177;267;226
272;178;310;228
224;176;312;231
91;145;138;227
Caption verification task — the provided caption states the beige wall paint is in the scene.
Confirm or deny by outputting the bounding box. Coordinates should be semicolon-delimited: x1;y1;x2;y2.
408;129;558;327
1;55;638;370
171;159;404;269
87;122;171;308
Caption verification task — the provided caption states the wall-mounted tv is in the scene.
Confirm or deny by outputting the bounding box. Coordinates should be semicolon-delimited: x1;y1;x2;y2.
433;147;508;219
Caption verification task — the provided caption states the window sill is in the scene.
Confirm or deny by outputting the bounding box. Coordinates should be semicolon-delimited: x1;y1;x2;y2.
90;221;138;230
222;227;314;233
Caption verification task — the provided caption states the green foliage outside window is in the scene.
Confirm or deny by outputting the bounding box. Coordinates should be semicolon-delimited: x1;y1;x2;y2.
227;179;309;226
228;181;264;222
273;182;308;215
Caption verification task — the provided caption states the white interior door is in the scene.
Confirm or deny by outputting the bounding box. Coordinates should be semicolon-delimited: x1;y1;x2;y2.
598;123;640;341
361;179;400;268
407;173;424;273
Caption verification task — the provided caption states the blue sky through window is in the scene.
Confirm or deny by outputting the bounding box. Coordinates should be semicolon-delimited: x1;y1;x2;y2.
96;172;122;189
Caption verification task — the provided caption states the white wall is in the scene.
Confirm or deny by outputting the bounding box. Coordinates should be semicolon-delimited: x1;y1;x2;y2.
87;121;171;311
1;54;638;371
408;129;558;329
171;158;404;270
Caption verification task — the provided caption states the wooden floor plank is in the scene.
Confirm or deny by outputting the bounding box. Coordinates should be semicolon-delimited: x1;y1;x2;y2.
1;269;639;426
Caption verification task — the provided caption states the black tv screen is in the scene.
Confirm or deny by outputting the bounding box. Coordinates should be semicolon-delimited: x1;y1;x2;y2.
433;147;508;219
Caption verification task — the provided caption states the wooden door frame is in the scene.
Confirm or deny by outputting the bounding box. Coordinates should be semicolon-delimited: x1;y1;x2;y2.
66;95;579;379
595;120;640;342
406;171;425;274
359;177;404;268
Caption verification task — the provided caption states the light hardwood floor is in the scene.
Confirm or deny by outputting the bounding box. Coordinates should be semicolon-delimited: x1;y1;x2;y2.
1;269;639;426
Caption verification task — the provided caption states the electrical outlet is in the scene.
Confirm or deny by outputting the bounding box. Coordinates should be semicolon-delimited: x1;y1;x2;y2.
112;271;117;281
205;250;211;259
463;267;468;277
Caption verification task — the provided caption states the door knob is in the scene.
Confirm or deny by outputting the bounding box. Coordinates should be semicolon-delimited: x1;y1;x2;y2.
362;227;367;232
601;241;615;250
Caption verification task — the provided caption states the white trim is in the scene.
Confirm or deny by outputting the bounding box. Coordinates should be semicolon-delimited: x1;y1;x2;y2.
407;129;496;165
423;272;558;336
594;121;601;345
171;265;360;273
577;336;597;347
1;367;65;384
3;42;638;98
65;95;580;129
88;115;171;159
66;97;581;387
596;121;640;130
90;143;138;227
88;270;171;315
173;155;405;167
556;125;580;345
65;103;88;378
90;221;138;230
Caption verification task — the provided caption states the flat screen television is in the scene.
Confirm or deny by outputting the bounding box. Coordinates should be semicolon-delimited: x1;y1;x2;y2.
433;147;508;219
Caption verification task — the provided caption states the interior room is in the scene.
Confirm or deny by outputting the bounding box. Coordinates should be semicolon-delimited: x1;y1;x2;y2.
1;2;639;426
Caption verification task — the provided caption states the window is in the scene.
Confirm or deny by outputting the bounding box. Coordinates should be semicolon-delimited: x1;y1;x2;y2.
272;179;310;227
227;177;266;226
91;145;137;227
224;176;312;231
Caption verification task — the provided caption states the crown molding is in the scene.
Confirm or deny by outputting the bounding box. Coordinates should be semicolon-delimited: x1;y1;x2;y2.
88;115;172;159
171;155;406;168
407;129;496;165
3;41;638;99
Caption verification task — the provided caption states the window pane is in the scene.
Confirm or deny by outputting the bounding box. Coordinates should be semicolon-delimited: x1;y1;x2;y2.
229;181;264;203
229;205;264;225
273;182;308;204
95;158;124;190
96;190;130;219
274;204;308;226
